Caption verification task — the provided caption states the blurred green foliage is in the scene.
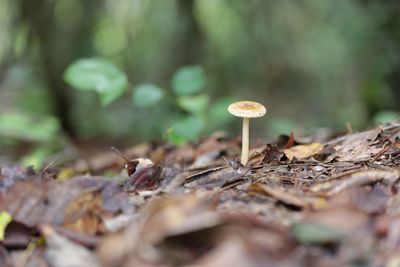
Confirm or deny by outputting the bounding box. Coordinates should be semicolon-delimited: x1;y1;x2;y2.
372;110;400;126
64;58;128;106
0;112;64;167
0;0;400;165
64;60;227;145
132;84;164;108
172;66;206;95
0;112;59;142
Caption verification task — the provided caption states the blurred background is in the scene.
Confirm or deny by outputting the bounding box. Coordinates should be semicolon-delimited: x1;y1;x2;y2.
0;0;400;166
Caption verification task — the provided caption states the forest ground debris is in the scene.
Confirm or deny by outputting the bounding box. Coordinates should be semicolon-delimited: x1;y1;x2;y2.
0;123;400;266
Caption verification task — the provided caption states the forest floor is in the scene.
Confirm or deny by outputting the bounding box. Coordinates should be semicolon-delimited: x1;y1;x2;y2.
1;123;400;267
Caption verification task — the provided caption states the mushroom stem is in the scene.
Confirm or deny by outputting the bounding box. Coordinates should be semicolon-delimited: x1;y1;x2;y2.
241;117;250;165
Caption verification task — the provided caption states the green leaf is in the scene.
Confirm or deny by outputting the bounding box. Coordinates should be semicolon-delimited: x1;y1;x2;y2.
177;94;209;114
165;128;188;146
21;145;54;168
268;118;295;135
64;58;128;106
372;110;400;125
0;211;12;241
207;97;237;132
167;115;205;145
171;65;206;95
291;223;344;244
0;112;60;142
132;84;165;108
209;98;237;124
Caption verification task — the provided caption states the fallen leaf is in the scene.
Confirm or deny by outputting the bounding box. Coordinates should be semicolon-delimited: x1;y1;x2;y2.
63;191;103;235
324;126;384;162
42;225;101;267
0;166;36;193
284;143;322;160
310;169;400;196
184;160;250;189
2;222;32;248
262;144;287;164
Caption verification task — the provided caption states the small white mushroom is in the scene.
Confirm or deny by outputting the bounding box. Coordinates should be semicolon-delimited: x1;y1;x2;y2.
228;101;266;166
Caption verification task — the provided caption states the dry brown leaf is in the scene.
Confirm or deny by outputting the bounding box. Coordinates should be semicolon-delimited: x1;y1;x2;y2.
63;191;103;235
42;225;101;267
326;127;383;162
284;143;322;160
310;169;400;196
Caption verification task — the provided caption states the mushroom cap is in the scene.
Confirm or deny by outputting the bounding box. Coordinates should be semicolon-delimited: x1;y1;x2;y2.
228;101;266;118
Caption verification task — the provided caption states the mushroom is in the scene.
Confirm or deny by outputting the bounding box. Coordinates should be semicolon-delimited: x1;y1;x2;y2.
228;101;266;166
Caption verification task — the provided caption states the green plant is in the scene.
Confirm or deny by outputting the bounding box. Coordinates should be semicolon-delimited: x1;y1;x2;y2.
372;110;400;125
64;58;128;106
0;112;63;167
64;59;234;145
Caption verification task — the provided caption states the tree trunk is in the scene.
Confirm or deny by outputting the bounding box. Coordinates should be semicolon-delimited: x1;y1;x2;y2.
18;0;101;138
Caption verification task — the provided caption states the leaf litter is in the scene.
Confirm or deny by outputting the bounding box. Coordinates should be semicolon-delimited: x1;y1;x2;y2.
1;123;400;266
